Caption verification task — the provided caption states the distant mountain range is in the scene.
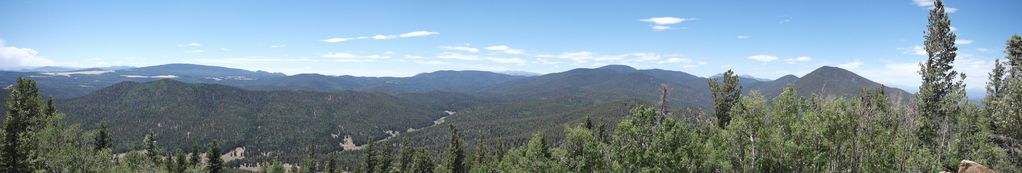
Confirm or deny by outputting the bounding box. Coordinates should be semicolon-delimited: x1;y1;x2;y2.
0;63;917;165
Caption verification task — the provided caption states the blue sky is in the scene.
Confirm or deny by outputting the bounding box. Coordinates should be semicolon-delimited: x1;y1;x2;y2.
0;0;1019;92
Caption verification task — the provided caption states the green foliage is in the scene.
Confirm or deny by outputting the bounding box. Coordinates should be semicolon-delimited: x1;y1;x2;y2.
709;69;742;128
94;121;112;151
2;77;43;172
440;124;465;173
207;140;224;173
916;1;966;170
265;160;285;173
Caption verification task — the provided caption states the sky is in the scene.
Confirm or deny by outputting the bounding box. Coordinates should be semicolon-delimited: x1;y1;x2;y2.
0;0;1020;93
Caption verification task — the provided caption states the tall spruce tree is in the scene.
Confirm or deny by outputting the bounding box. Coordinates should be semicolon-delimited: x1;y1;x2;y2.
915;0;965;169
300;144;317;173
357;137;376;173
992;34;1022;167
189;142;201;167
206;140;223;173
442;124;466;173
1;78;43;172
94;121;112;151
709;69;742;128
396;136;414;172
143;130;160;163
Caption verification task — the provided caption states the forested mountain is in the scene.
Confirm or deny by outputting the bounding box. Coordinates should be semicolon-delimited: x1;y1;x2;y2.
0;64;524;98
56;79;474;164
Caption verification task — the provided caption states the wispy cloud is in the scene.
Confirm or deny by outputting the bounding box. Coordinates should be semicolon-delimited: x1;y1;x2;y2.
639;17;694;31
399;31;439;38
956;39;974;45
322;31;439;43
0;40;55;68
784;56;812;64
485;45;525;54
270;44;287;48
899;45;927;56
747;54;779;62
440;46;479;53
185;49;205;53
736;35;751;39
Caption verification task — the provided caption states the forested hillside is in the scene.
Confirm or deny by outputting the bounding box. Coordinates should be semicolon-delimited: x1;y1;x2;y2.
57;79;473;164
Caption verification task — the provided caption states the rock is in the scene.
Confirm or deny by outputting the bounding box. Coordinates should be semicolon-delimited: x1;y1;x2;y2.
958;160;995;173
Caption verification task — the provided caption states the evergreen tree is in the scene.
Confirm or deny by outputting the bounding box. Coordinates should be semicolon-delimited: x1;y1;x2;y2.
373;141;394;172
189;142;201;167
408;148;434;173
94;121;112;151
1;78;43;172
469;130;488;171
300;144;317;173
356;137;376;173
992;34;1022;168
709;69;742;128
396;136;415;172
266;160;285;173
326;155;337;173
442;124;466;173
915;0;965;170
174;151;186;173
206;140;223;173
143;130;160;163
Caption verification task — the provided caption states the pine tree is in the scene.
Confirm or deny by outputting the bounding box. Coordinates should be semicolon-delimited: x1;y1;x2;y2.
1;78;43;173
189;142;201;167
986;59;1007;107
143;130;161;163
915;0;965;169
396;136;415;172
174;151;186;173
469;130;488;171
408;148;434;173
206;140;223;173
442;124;466;173
709;69;742;128
374;141;394;172
94;121;112;151
326;155;337;173
992;34;1022;168
357;137;376;173
300;144;317;173
266;160;285;173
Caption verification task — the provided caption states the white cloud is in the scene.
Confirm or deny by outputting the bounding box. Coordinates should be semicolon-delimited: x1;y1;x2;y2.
372;35;394;40
440;46;479;53
837;60;863;69
736;35;751;39
323;31;438;43
956;39;974;45
639;17;689;25
220;48;231;51
399;31;439;38
639;17;693;31
747;54;779;62
946;7;958;13
270;44;287;48
0;40;55;68
485;45;525;54
784;56;812;64
185;49;205;53
900;45;927;56
321;37;358;43
913;0;933;7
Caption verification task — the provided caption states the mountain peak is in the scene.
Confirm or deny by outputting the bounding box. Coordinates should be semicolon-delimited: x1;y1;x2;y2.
595;65;637;73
